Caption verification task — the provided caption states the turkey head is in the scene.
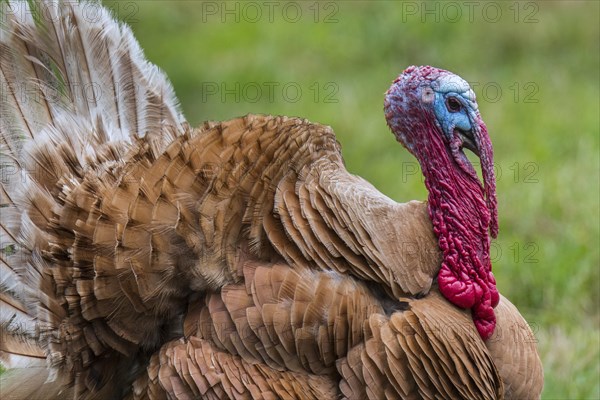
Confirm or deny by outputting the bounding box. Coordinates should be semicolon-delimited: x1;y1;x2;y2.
384;66;499;339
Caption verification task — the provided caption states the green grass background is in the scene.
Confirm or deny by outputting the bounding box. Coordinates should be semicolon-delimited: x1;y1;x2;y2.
13;0;591;398
105;1;599;398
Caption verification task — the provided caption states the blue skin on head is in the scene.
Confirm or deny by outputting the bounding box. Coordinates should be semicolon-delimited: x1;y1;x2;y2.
429;75;479;145
385;69;482;159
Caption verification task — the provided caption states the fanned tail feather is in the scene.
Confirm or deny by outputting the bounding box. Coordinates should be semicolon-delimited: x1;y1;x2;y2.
0;0;185;398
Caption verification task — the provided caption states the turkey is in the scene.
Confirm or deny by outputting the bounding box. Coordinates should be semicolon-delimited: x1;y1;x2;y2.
0;0;543;399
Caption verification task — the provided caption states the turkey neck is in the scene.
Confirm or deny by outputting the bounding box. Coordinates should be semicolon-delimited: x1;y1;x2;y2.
416;120;499;340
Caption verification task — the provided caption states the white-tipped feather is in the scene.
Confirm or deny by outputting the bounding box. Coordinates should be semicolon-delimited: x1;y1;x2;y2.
0;0;184;154
1;0;186;396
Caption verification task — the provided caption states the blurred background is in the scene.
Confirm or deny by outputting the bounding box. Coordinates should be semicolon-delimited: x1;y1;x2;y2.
106;1;599;398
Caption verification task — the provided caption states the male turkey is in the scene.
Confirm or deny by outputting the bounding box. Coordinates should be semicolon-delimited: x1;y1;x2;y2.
0;1;543;399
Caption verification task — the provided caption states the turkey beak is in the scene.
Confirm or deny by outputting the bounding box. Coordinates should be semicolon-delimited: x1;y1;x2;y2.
457;104;483;157
457;128;479;157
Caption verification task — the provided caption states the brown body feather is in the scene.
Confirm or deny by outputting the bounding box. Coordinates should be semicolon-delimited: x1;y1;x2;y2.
0;1;543;399
131;261;542;399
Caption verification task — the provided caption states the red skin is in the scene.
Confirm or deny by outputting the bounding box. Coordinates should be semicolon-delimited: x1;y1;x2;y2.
385;66;499;340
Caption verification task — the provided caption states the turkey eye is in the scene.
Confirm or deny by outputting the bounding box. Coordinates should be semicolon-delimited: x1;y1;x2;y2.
446;97;462;113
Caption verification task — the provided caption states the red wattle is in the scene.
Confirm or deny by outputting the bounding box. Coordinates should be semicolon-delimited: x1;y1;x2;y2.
472;299;496;340
422;114;499;340
437;264;476;308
